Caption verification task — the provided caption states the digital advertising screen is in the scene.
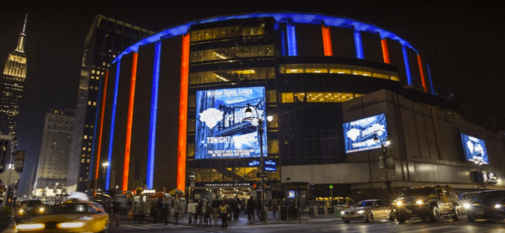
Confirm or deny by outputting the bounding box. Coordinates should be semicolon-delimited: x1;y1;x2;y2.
460;133;489;165
195;87;267;159
343;114;388;154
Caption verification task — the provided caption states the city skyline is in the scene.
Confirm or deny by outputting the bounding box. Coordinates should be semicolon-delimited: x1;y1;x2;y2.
0;2;504;175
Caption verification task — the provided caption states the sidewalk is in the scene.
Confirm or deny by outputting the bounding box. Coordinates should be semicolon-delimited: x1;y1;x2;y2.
117;211;340;227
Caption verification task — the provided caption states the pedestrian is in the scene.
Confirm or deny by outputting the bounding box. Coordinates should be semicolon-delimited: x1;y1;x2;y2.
256;199;262;219
111;198;120;227
157;198;163;224
162;198;170;225
246;197;256;222
271;199;278;218
293;198;300;220
150;201;158;224
187;199;196;224
219;200;230;228
211;197;220;225
195;199;203;225
241;198;246;215
204;200;212;225
230;199;239;220
173;198;184;225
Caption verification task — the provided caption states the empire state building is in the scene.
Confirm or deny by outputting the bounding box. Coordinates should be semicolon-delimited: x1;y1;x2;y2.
1;15;28;135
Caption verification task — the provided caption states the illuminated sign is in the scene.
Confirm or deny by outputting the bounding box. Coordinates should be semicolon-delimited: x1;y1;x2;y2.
195;182;253;188
485;172;497;184
264;160;277;166
248;160;260;167
264;166;277;172
460;133;489;165
343;114;388;154
195;87;267;159
141;189;156;194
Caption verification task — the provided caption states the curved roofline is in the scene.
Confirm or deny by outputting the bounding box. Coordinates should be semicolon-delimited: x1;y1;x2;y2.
112;12;417;64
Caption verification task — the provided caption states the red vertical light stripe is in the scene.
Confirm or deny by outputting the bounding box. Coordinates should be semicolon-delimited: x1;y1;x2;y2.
381;39;390;64
417;54;427;93
123;52;138;191
96;70;109;179
322;25;333;56
177;34;190;192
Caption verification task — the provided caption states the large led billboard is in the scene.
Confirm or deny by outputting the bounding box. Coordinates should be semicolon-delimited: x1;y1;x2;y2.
195;87;267;159
343;114;388;154
460;133;489;165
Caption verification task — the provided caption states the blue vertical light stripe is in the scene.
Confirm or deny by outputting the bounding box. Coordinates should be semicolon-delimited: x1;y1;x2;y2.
147;42;161;189
89;79;103;181
287;24;297;56
354;31;363;59
427;63;435;94
280;30;286;56
106;60;121;190
402;45;412;85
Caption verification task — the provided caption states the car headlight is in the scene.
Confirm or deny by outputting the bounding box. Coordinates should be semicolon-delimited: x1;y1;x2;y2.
39;207;45;213
341;211;345;215
396;201;403;206
495;204;501;209
57;222;85;229
463;203;471;209
357;210;365;214
17;223;45;231
19;209;24;214
416;200;424;205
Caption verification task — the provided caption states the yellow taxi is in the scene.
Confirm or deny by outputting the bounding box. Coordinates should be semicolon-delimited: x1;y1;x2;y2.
15;201;109;233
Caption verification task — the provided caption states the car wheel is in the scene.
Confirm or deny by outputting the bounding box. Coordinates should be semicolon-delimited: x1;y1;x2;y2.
452;206;462;221
396;209;407;223
389;210;396;221
467;211;476;222
365;211;374;223
429;206;440;222
343;220;350;223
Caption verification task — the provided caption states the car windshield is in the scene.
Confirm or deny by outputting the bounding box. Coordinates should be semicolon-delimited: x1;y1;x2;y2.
42;203;91;215
352;201;374;207
402;188;436;197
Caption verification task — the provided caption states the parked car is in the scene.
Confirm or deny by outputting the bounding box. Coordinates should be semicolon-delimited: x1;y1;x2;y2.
460;190;505;221
394;185;462;223
340;199;395;223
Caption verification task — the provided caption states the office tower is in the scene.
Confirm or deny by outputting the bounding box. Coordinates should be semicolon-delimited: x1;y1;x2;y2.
67;15;154;193
0;15;28;136
34;107;75;197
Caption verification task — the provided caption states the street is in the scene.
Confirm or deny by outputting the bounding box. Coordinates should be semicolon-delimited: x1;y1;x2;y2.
106;218;505;233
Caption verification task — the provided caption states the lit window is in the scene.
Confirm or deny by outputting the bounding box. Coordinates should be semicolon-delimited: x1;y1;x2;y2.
281;93;294;103
84;135;88;139
91;70;95;74
93;102;97;106
82;154;85;157
88;101;91;105
88;148;91;151
91;76;95;80
102;62;106;66
82;147;86;151
81;159;85;163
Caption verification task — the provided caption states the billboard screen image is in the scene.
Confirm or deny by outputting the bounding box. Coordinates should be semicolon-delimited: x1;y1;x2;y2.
343;114;388;154
460;133;489;165
195;87;267;159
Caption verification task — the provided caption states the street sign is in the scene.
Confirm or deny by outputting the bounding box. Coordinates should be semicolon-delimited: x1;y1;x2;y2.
264;166;277;172
248;160;260;167
264;160;277;166
0;169;20;185
256;173;269;178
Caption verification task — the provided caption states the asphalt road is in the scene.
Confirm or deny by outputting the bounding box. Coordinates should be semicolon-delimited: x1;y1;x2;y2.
107;218;505;233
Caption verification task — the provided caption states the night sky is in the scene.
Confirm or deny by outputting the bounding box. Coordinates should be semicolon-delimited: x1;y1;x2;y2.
1;1;504;158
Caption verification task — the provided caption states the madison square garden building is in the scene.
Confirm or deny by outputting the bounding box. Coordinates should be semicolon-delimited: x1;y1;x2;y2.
90;12;505;201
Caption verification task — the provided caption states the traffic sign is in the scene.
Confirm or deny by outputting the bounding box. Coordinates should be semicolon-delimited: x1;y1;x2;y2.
256;173;269;178
0;169;20;185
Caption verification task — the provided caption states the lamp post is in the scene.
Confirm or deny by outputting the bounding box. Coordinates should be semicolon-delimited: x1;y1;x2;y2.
474;160;486;190
102;162;109;194
374;135;392;196
242;103;272;221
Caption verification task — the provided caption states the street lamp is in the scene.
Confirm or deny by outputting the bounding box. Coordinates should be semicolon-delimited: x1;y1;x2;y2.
242;103;272;221
374;135;393;196
474;160;486;190
102;162;109;193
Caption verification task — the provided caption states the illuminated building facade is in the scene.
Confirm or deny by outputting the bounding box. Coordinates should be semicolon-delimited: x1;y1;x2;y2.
0;15;28;136
67;15;155;193
34;107;75;197
91;12;505;199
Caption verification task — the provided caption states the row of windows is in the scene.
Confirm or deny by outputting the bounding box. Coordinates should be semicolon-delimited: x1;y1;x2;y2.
189;67;275;85
279;64;399;81
88;101;97;106
91;76;100;80
90;85;99;91
190;45;274;63
83;135;93;140
91;70;105;75
190;25;265;42
81;159;91;163
281;92;364;103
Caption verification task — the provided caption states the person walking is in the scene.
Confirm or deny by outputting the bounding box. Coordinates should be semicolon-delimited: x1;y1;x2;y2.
187;200;196;224
230;199;239;220
293;198;300;220
246;197;256;223
219;201;230;228
256;199;262;220
132;201;140;223
150;201;158;224
204;200;212;225
211;197;220;225
271;199;278;219
156;198;163;224
195;199;203;225
162;198;170;225
111;198;120;227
